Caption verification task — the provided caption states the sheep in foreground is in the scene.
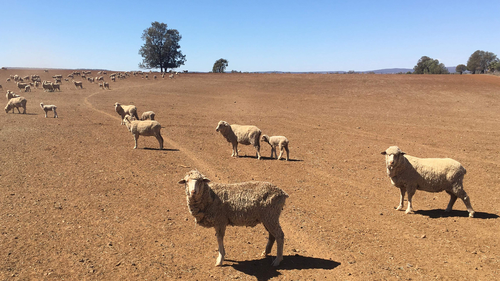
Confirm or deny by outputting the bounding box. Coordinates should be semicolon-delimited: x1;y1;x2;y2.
215;120;262;159
73;81;83;89
381;146;475;217
5;97;27;114
178;170;288;266
114;102;139;125
122;114;163;149
40;102;58;118
140;111;155;121
261;135;290;161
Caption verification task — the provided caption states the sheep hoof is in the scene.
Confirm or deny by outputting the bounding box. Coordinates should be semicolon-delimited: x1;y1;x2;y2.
261;251;268;257
395;206;403;211
405;209;414;214
469;211;475;218
271;257;282;267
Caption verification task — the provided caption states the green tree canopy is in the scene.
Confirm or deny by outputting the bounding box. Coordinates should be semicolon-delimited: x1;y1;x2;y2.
212;58;228;73
413;56;449;74
466;50;498;74
138;21;186;73
455;64;467;75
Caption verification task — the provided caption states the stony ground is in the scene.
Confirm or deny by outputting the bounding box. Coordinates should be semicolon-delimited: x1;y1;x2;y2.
1;69;499;280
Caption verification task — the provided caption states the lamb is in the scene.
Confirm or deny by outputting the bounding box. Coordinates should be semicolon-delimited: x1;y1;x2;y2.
215;120;262;159
122;114;163;149
40;102;58;118
73;81;83;89
140;111;155;121
5;97;27;114
114;102;139;125
178;170;288;267
261;135;290;161
381;146;475;218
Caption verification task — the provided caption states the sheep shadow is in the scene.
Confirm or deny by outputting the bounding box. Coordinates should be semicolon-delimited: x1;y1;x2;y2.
415;209;499;219
238;155;303;162
143;147;180;152
226;254;340;281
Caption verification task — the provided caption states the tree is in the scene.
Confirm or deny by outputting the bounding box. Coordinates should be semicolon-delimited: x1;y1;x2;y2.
413;56;449;74
455;64;467;75
138;21;186;73
212;58;228;73
466;50;498;74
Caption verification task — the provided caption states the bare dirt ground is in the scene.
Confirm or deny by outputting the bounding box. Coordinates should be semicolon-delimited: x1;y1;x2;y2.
1;69;499;280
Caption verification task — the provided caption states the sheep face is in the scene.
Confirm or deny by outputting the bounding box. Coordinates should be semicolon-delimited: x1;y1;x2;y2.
215;121;229;132
178;170;210;199
381;146;405;176
261;135;270;144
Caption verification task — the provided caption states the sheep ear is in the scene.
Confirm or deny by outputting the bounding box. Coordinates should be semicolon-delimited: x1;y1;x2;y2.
203;177;211;183
381;151;387;155
178;179;186;184
400;151;406;155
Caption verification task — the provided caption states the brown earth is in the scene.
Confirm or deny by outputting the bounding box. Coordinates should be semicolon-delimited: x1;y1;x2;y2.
1;69;499;280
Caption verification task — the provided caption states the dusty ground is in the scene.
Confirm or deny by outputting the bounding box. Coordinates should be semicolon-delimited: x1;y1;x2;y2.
1;69;499;280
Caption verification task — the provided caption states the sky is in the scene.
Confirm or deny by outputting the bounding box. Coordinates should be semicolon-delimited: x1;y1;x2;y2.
1;0;499;72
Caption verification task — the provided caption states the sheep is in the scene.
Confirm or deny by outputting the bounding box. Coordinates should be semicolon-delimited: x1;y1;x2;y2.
17;82;28;91
6;78;10;82
261;135;290;161
114;102;139;125
5;97;27;114
40;102;58;118
52;83;61;91
73;81;83;89
6;91;20;100
42;81;54;92
140;111;155;121
122;114;163;149
215;120;262;159
178;170;288;267
381;146;475;218
24;85;31;92
103;82;110;90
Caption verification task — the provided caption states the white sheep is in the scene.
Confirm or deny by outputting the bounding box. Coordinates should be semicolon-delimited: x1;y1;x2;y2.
215;120;262;159
140;111;155;121
122;114;163;149
24;85;31;92
114;102;139;125
103;82;110;90
42;81;54;92
52;83;61;91
261;135;290;161
17;82;28;91
178;169;288;267
381;146;475;217
5;97;27;114
40;102;58;118
73;81;83;89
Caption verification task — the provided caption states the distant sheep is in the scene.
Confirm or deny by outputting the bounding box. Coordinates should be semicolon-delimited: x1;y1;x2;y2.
40;102;58;118
140;111;155;121
73;81;83;89
5;97;27;114
261;135;290;161
178;170;288;266
42;81;54;92
24;85;31;92
17;82;28;91
381;146;475;217
215;120;262;159
114;102;139;125
52;83;61;91
122;114;163;149
103;82;110;90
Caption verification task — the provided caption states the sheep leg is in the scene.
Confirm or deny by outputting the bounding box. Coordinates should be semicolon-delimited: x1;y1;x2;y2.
445;190;458;213
156;133;164;150
231;142;238;157
277;144;284;160
263;222;284;266
44;110;48;118
133;134;139;149
284;145;290;161
261;225;276;257
255;145;261;160
455;188;475;218
53;109;58;118
396;187;406;211
405;187;416;214
215;226;226;266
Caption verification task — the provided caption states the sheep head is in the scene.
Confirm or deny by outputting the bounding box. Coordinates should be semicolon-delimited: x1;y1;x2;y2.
381;146;406;176
215;120;229;132
178;170;210;200
261;134;270;144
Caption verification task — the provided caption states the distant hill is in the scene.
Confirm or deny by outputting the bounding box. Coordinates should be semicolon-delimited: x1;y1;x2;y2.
256;66;458;74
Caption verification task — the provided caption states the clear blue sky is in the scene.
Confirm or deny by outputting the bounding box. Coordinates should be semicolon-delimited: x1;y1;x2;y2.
1;1;498;72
